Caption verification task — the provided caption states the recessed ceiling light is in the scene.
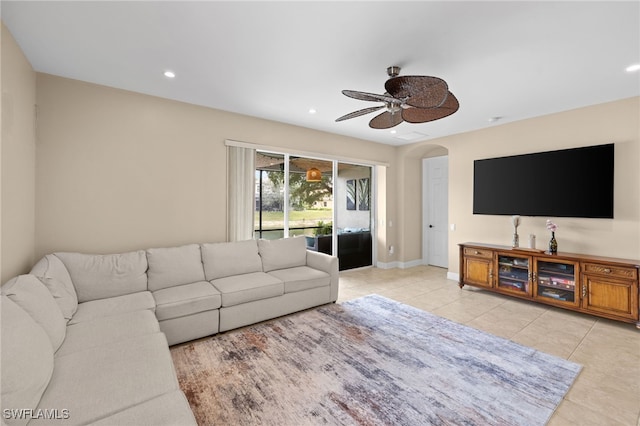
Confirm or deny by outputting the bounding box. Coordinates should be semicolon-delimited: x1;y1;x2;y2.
488;116;502;122
164;70;176;78
625;63;640;73
308;108;317;114
390;130;397;134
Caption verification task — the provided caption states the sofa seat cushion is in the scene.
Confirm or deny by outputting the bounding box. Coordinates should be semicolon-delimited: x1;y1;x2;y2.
30;254;78;321
2;275;67;352
69;291;155;325
89;390;196;425
268;266;331;293
210;272;284;307
56;310;161;358
1;296;54;426
32;333;179;426
146;244;206;291
56;250;148;303
153;281;221;321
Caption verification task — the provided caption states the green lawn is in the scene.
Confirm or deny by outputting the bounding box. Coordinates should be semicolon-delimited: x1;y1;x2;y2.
255;209;332;229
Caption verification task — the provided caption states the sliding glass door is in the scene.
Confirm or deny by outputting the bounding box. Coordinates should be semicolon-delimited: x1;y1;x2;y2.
254;151;372;270
335;163;372;270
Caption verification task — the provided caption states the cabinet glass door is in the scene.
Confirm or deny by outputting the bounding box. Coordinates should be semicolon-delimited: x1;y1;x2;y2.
535;260;578;306
497;254;531;296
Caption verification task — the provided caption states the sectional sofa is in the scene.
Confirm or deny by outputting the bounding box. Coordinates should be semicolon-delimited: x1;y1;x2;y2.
1;236;339;425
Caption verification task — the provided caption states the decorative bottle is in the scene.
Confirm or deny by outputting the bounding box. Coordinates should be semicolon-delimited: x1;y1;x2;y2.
549;232;558;254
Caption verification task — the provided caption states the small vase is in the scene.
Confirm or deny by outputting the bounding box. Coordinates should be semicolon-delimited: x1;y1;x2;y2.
549;231;558;254
512;233;519;248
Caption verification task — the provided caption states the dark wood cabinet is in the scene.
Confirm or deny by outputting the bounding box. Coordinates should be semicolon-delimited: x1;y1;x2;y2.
459;243;640;328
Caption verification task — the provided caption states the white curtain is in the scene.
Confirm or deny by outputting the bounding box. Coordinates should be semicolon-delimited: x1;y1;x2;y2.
227;145;255;241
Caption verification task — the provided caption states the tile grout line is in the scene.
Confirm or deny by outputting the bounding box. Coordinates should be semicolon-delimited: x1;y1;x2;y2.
566;317;599;361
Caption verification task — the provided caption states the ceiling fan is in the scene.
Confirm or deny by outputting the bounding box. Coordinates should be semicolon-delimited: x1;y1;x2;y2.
336;66;459;129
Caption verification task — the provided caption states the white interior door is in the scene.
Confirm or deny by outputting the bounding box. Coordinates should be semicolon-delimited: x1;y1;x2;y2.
422;156;448;268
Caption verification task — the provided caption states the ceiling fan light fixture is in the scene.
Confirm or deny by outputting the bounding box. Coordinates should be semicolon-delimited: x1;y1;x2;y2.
306;167;322;182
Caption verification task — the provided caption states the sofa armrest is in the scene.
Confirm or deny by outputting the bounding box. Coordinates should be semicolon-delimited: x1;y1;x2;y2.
306;250;339;302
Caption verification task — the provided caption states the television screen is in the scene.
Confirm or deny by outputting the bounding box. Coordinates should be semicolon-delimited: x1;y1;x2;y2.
473;144;614;218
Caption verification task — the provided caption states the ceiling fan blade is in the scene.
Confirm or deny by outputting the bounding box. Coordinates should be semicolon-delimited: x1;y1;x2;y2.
401;92;460;123
342;90;399;104
385;76;449;108
335;105;385;122
369;110;404;129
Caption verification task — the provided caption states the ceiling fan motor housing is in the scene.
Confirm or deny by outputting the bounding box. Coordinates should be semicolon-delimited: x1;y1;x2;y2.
387;66;401;78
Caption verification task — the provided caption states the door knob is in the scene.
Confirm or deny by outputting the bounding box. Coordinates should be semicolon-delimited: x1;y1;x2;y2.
429;225;434;228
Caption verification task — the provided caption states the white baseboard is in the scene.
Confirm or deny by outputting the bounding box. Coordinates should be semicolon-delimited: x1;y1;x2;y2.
376;259;424;269
375;261;399;269
376;262;461;283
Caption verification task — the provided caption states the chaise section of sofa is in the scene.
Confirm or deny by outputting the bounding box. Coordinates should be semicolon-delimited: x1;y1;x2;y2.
1;272;196;426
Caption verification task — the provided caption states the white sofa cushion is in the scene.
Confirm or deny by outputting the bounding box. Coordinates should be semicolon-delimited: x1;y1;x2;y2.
153;281;221;321
210;272;284;307
0;296;54;426
56;250;148;303
201;240;263;280
30;254;78;321
56;310;161;358
146;244;206;291
69;291;155;325
2;275;66;352
90;390;196;426
268;266;331;293
32;333;179;426
258;236;307;272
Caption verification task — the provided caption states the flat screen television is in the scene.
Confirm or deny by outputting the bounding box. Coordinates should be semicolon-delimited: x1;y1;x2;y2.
473;143;614;218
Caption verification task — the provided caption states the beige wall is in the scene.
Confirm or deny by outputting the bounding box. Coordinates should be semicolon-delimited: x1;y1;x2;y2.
1;23;37;284
34;73;397;261
398;97;640;273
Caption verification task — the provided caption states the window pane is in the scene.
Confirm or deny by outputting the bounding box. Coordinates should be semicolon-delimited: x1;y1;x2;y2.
255;152;285;240
289;156;333;251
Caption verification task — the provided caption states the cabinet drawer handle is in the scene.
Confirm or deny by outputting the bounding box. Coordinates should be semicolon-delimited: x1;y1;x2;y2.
603;268;611;274
475;250;481;255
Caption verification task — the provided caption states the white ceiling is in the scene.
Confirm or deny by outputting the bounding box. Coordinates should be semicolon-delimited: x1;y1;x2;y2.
2;1;639;146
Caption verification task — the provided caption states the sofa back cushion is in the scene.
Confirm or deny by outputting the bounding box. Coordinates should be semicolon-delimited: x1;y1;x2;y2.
1;296;54;426
146;244;206;291
56;250;148;303
201;240;263;281
2;275;67;352
258;236;307;272
30;254;78;321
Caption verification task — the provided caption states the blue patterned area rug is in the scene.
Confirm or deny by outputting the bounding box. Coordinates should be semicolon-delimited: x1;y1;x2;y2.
171;295;581;425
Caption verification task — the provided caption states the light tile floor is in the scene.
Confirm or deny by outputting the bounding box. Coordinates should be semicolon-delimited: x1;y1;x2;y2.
338;265;640;426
